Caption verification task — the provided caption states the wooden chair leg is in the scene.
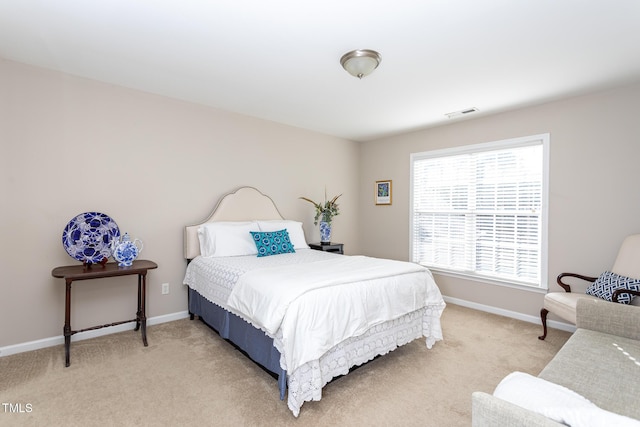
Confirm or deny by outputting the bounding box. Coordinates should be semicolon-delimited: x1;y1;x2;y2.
538;308;549;340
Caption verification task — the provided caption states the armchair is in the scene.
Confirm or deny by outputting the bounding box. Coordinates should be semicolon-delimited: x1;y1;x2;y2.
539;234;640;340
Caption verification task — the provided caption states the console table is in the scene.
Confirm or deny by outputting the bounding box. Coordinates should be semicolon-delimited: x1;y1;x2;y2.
51;259;158;367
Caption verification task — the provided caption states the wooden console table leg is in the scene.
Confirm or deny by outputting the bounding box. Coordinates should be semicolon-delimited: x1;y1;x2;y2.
138;273;148;346
64;279;72;367
135;274;141;332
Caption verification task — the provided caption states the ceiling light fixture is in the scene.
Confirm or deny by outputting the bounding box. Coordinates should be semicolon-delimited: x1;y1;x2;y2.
340;49;381;79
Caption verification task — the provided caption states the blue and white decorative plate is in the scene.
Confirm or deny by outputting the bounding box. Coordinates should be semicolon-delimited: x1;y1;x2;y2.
62;212;120;264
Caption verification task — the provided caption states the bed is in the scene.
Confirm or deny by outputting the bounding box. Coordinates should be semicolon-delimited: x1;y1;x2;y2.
183;186;446;416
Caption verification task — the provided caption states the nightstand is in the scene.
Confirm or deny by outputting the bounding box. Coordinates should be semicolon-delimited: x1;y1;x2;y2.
308;242;344;254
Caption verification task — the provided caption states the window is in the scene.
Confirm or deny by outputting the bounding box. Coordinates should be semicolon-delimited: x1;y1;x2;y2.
410;134;549;289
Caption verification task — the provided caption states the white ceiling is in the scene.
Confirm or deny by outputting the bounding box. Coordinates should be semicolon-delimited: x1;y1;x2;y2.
1;1;639;142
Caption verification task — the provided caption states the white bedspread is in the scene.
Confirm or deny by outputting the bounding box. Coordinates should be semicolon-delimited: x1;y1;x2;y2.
226;255;443;374
184;250;445;416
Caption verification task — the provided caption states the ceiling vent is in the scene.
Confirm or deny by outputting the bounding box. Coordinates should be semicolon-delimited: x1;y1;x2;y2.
445;107;478;119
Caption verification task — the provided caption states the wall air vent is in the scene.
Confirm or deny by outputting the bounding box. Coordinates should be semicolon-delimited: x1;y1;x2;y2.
445;107;478;119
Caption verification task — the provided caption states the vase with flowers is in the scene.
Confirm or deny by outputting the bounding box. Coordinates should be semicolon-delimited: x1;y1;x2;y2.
299;191;342;244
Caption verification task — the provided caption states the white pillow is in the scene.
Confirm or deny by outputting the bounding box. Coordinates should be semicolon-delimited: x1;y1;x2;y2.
257;220;309;249
494;372;640;427
197;221;260;257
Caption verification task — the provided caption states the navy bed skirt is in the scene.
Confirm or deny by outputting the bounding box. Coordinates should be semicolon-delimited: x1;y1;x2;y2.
188;287;287;399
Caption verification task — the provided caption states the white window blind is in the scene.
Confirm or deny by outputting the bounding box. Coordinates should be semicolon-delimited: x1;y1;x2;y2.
410;134;548;288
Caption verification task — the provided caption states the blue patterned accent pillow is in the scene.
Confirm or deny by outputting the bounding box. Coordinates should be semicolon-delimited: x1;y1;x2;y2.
250;229;295;257
586;271;640;304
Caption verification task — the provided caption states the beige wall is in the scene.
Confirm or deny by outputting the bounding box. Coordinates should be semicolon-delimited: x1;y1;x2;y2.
0;59;360;348
358;82;640;319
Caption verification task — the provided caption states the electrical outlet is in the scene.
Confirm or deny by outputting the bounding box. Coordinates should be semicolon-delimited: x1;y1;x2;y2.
161;283;170;295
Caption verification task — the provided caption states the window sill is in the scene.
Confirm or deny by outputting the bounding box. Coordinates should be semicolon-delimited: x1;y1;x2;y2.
426;267;548;293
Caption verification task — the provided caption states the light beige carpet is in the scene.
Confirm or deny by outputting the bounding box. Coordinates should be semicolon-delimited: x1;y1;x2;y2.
0;304;569;426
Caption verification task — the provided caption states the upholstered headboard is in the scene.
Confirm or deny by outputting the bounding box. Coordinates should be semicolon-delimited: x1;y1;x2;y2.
183;186;284;259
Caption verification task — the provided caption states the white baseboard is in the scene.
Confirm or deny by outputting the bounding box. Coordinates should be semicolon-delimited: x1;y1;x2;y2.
1;300;574;358
0;311;190;358
443;296;576;334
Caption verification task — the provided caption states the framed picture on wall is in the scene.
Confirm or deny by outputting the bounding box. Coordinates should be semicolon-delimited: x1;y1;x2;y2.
375;180;392;205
